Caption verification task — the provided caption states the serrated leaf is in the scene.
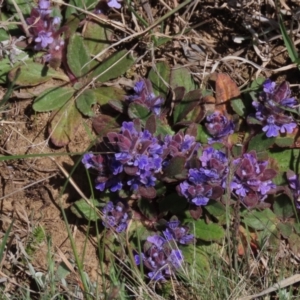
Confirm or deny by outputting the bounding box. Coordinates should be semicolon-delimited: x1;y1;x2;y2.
92;86;126;106
91;50;135;82
67;34;91;78
148;61;170;97
248;133;276;152
48;99;81;147
128;103;150;120
8;61;69;86
83;19;113;56
33;87;75;112
71;199;101;221
273;194;295;220
75;89;96;117
159;193;188;214
170;65;195;92
194;219;225;241
242;209;277;231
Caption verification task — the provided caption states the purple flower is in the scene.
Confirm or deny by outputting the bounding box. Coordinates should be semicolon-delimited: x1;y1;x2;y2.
34;31;54;49
230;151;277;206
102;201;129;232
287;170;300;209
163;219;194;245
126;79;164;115
205;111;234;143
25;0;66;68
262;116;281;137
250;80;298;138
135;235;184;281
107;0;122;9
37;0;52;16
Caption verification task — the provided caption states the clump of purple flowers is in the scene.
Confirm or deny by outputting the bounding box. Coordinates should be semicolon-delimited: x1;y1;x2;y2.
177;147;227;206
230;151;277;206
251;79;298;138
26;0;65;63
286;170;300;209
134;235;184;281
163;218;194;245
163;132;200;161
102;201;129;233
82;152;123;192
205;111;234;143
126;79;164;116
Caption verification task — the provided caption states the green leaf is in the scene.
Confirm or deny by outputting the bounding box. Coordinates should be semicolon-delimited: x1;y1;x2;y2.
242;209;277;231
279;14;300;64
194;219;225;242
180;246;210;277
0;218;14;262
6;0;34;15
91;50;135;82
71;199;101;221
155;118;174;136
8;61;69;86
170;65;195;92
83;20;113;56
195;124;210;144
230;98;247;117
49;99;82;147
275;135;295;147
91;86;125;106
248;133;276;152
293;223;300;234
128;103;150;120
288;233;300;253
273;194;294;220
75;89;96;117
67;34;91;78
148;61;170;97
163;156;186;180
159;193;188;214
173;89;202;123
277;223;293;239
205;200;227;223
65;0;98;18
33;87;75;112
137;198;157;220
268;149;300;174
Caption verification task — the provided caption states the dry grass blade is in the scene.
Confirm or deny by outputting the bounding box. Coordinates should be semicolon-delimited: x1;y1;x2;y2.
238;274;300;300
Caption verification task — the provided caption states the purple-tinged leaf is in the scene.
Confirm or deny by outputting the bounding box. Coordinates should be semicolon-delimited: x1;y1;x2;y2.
138;186;157;199
189;204;202;220
145;114;156;134
48;99;81;147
